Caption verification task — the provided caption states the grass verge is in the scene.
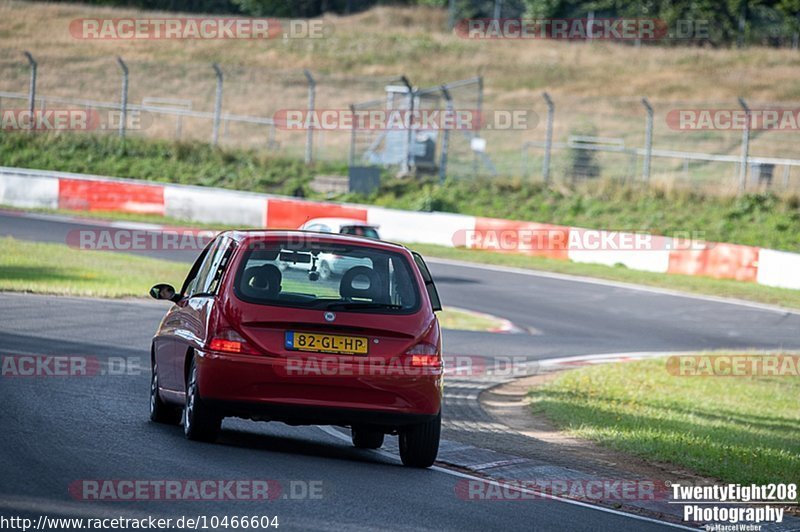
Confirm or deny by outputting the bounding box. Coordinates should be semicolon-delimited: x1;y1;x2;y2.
0;236;187;298
528;357;800;490
438;307;505;332
0;235;504;332
5;206;800;310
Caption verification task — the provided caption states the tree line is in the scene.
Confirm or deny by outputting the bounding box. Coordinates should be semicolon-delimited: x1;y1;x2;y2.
42;0;800;46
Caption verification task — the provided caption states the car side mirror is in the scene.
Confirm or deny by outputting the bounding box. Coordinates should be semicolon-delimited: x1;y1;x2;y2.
150;283;180;303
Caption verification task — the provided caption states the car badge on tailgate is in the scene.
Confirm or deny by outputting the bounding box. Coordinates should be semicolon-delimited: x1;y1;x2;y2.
324;311;336;322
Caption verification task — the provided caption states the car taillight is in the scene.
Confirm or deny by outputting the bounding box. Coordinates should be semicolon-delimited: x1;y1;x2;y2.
209;338;242;353
208;329;259;355
406;342;440;366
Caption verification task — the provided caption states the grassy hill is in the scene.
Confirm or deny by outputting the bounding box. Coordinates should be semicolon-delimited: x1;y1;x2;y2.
2;1;799;100
1;1;800;185
3;132;799;252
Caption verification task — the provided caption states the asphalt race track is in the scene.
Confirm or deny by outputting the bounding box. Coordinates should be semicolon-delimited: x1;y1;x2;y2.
2;210;800;531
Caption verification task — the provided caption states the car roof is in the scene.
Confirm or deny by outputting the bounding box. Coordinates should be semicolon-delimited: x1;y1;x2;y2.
224;229;407;253
300;217;379;229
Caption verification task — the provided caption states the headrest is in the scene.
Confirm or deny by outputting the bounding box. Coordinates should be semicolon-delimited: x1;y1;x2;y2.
339;266;381;300
241;264;282;299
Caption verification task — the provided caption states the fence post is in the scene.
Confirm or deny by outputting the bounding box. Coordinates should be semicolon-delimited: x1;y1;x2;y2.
211;63;223;146
474;75;483;177
303;69;316;164
447;0;456;30
23;51;37;123
348;104;356;167
738;97;750;194
542;92;554;183
641;97;653;183
116;57;129;139
439;85;453;184
493;0;503;20
400;76;414;175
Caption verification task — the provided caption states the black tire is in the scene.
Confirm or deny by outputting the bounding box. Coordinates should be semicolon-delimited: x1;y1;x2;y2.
399;413;441;468
150;361;181;425
318;260;332;280
183;355;221;442
351;427;384;449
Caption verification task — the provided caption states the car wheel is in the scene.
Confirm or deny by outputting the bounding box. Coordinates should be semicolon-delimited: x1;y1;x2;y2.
399;413;441;468
183;355;221;442
150;361;180;425
318;260;332;280
351;427;384;449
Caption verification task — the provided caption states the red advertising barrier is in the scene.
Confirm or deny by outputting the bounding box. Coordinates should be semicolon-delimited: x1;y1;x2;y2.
265;198;367;229
469;218;571;260
58;178;165;214
668;243;759;282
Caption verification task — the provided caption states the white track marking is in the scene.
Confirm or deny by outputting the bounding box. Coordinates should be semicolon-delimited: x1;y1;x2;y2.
314;426;694;530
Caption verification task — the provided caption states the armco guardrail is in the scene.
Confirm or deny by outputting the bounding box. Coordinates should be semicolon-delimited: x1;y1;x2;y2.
0;166;798;290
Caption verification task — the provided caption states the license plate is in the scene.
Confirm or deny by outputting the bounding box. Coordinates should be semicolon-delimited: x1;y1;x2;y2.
284;331;369;355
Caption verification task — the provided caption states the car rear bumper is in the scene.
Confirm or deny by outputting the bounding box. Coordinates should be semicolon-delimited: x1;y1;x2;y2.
196;350;443;426
203;399;439;428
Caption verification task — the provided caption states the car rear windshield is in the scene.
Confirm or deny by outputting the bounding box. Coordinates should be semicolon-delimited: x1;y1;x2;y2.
340;225;380;239
234;240;420;313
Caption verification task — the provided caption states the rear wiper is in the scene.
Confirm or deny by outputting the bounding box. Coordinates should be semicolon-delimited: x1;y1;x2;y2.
325;302;403;311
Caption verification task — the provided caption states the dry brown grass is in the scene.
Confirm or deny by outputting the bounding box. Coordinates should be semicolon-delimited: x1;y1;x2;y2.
3;1;799;100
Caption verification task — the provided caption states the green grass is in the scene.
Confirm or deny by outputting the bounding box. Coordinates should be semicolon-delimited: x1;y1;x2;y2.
438;307;504;331
0;236;188;297
0;235;503;332
3;133;800;252
0;133;347;197
350;177;800;253
5;204;800;309
529;358;800;490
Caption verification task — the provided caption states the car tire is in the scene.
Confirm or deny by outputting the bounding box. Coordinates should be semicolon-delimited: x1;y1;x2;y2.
150;361;181;425
183;355;221;442
318;260;332;280
351;427;384;449
399;412;441;468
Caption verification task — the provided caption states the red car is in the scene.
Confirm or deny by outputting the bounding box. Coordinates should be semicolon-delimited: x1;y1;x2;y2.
149;230;444;467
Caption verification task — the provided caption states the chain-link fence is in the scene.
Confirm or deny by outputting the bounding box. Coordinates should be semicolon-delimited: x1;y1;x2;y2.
519;94;800;194
3;48;800;193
